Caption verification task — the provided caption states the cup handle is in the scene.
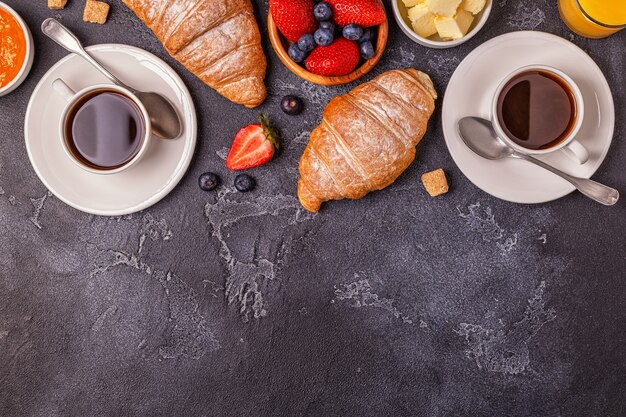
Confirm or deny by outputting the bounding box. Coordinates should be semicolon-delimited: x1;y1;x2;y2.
52;79;75;102
561;139;589;165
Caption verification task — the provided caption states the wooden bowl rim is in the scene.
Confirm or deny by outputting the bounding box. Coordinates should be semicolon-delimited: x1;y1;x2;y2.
268;4;389;86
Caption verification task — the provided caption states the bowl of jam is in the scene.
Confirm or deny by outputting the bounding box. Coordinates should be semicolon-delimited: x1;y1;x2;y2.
0;2;34;96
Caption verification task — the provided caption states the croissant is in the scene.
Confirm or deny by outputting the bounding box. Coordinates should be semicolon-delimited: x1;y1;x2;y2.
297;69;437;212
122;0;267;108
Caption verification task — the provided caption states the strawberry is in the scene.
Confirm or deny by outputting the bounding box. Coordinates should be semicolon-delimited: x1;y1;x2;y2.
325;0;386;28
305;38;360;77
270;0;317;43
226;115;280;171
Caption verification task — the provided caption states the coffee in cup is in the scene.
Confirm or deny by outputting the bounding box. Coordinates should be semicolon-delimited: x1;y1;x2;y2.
65;89;146;170
52;79;152;175
491;65;589;164
497;70;576;150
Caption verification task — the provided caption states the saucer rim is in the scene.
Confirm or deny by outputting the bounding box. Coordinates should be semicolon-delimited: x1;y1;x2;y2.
442;30;615;204
24;43;197;216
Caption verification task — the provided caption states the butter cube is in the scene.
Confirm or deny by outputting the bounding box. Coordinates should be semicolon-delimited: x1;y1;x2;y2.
435;8;474;40
461;0;486;15
408;4;437;38
402;0;425;7
427;0;461;17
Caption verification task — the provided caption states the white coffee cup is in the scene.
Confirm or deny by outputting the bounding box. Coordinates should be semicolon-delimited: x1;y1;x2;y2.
52;78;152;175
491;65;589;164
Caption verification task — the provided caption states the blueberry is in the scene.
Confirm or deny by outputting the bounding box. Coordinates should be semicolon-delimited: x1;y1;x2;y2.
199;172;220;191
234;174;256;192
314;28;334;46
342;24;363;41
318;20;335;33
297;34;316;53
287;43;306;63
359;40;375;60
358;27;374;43
281;95;304;116
313;2;332;21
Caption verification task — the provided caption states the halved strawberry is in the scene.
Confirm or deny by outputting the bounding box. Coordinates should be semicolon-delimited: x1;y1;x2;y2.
226;115;280;171
326;0;386;28
270;0;317;43
305;38;360;77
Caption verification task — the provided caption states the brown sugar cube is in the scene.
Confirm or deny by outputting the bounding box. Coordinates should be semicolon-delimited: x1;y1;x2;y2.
48;0;68;9
421;168;449;197
83;0;110;24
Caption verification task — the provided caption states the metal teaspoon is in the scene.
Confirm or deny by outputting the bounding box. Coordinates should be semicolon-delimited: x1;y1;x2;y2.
458;117;619;206
41;18;182;140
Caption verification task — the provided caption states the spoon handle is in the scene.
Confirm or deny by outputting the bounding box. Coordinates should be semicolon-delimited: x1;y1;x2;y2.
41;18;130;91
517;153;619;206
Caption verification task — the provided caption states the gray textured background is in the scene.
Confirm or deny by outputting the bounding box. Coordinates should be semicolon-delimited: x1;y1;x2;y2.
1;0;625;416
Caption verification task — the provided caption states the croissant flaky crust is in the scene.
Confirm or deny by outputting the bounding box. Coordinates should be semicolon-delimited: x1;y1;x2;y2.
297;69;437;212
122;0;267;108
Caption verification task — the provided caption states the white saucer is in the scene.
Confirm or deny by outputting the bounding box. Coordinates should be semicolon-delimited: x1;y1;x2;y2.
25;44;197;216
442;31;615;204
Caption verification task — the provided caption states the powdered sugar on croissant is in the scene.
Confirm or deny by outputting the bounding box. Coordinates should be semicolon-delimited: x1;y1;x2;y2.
298;69;437;212
123;0;267;108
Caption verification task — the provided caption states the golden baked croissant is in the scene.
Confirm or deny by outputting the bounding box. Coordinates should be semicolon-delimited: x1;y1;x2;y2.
122;0;267;108
298;69;437;212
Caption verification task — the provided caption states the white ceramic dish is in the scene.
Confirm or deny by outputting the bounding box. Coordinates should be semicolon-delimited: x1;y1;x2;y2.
392;0;492;49
25;44;197;216
442;31;615;204
0;1;34;96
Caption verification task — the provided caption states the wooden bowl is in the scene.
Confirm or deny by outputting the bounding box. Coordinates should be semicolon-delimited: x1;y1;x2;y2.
268;4;388;86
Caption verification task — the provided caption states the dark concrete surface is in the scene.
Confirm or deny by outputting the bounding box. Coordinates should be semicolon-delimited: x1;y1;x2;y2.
1;1;625;416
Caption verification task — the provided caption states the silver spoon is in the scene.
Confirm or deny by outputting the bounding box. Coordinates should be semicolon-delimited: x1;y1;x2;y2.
458;117;619;206
41;18;182;140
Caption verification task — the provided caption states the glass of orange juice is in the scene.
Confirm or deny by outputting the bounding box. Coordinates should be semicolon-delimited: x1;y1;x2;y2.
558;0;626;38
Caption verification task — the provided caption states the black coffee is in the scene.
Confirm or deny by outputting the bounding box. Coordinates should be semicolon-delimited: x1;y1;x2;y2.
496;70;577;150
65;90;145;170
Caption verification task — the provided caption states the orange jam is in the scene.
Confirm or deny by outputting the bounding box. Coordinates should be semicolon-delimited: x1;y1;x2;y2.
0;7;27;88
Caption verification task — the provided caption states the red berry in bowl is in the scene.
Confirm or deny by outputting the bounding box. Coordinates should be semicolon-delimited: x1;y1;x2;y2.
305;38;360;76
325;0;386;28
270;0;317;42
